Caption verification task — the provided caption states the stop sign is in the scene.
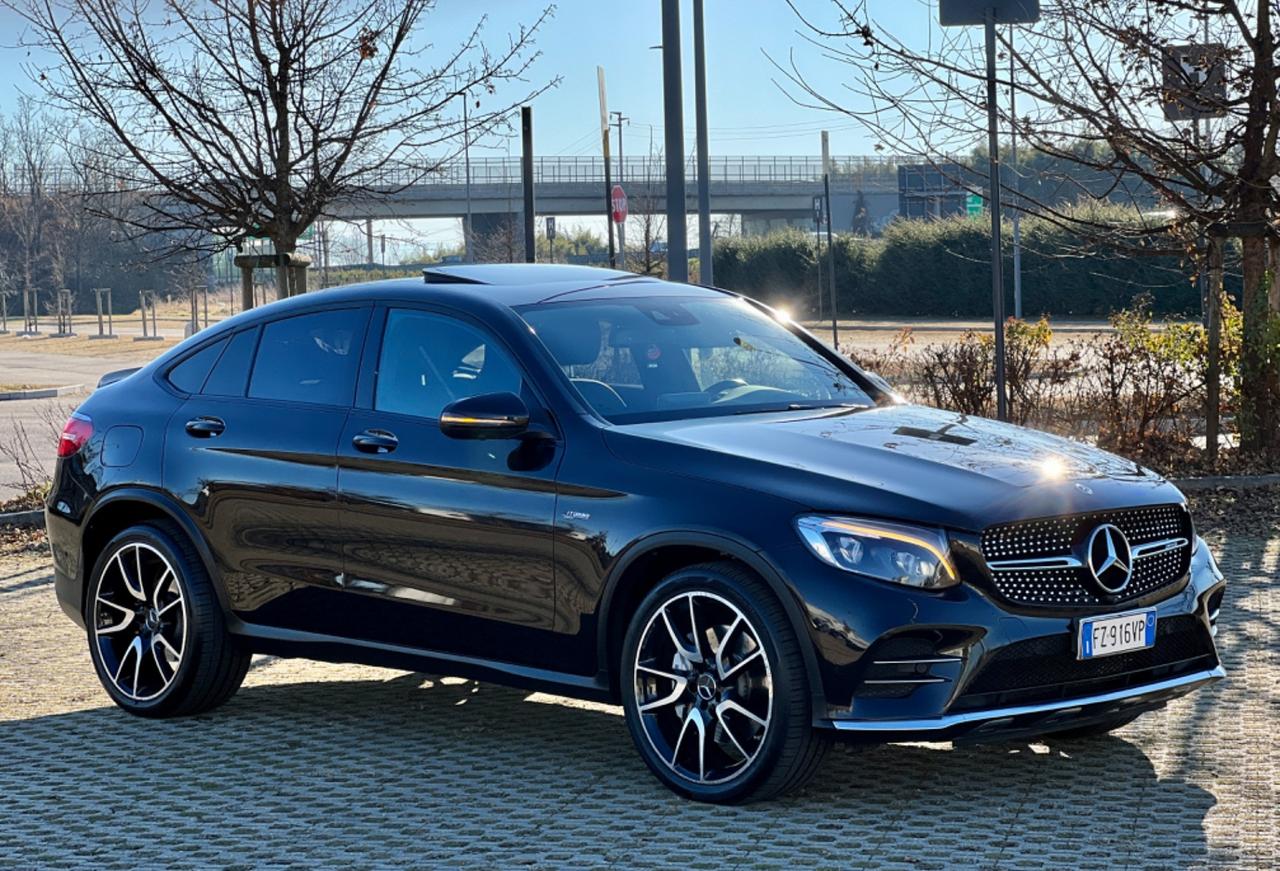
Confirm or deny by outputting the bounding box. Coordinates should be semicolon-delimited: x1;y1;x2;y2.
611;184;628;223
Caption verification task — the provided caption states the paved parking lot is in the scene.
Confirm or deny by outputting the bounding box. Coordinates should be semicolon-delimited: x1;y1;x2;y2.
0;520;1275;869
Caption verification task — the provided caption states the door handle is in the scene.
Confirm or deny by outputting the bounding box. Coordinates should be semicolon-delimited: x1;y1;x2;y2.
185;416;225;438
352;429;398;454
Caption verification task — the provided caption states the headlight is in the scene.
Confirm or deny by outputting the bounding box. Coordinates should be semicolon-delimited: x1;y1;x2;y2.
795;515;959;589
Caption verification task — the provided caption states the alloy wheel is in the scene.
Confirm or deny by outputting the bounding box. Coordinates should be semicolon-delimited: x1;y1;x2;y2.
632;590;773;785
92;542;188;702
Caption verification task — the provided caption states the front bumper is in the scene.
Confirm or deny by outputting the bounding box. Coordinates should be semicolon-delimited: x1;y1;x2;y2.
830;665;1223;743
777;533;1226;740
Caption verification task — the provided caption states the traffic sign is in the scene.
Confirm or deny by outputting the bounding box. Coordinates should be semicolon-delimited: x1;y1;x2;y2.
611;184;628;223
966;192;984;216
546;216;556;240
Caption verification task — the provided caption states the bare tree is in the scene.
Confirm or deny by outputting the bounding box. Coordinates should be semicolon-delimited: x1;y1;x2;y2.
625;144;667;276
9;0;555;297
0;100;63;323
782;0;1280;458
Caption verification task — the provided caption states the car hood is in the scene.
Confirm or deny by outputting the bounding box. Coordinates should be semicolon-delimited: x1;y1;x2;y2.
604;404;1184;531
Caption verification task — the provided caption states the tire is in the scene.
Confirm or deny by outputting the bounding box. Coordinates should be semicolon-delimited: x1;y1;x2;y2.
1042;712;1143;741
620;561;830;803
85;520;250;718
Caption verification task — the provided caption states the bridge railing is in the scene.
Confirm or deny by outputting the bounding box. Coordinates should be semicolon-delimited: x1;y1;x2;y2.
364;154;912;189
4;154;919;196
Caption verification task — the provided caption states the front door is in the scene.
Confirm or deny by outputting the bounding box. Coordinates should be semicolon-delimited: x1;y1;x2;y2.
336;306;565;669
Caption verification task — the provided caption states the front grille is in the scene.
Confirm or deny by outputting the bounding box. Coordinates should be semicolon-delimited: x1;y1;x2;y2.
980;504;1193;608
953;614;1216;711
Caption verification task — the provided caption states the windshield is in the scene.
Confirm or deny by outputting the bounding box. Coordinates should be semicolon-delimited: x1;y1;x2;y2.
518;296;879;423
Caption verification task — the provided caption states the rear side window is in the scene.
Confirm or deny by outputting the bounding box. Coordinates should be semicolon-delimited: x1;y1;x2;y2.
249;309;366;406
203;328;258;397
166;338;227;393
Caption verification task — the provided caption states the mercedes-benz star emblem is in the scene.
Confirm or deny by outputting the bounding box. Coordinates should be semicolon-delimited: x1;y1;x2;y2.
1086;523;1133;594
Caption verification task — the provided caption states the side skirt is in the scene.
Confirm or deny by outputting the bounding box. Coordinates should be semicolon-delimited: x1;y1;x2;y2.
228;618;614;704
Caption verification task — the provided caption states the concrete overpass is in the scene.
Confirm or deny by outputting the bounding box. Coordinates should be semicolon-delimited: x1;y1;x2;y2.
329;155;907;236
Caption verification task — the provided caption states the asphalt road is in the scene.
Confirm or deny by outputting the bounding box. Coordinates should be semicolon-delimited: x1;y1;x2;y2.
0;518;1275;869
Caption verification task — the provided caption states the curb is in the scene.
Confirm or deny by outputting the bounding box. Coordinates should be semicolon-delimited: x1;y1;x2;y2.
0;384;85;401
0;509;44;528
1172;474;1280;491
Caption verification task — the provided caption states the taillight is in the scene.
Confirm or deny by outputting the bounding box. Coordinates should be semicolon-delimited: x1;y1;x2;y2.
58;413;93;458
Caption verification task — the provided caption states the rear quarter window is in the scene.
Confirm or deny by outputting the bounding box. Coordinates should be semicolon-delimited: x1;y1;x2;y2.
203;328;259;397
166;338;227;394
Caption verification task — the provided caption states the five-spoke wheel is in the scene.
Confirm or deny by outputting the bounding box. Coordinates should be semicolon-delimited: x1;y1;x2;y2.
622;561;829;803
86;522;250;717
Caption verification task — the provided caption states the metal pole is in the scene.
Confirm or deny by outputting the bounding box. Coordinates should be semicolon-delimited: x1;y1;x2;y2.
822;131;837;346
1206;236;1222;466
1009;24;1022;320
521;106;536;264
462;91;474;263
985;9;1009;421
824;174;837;346
613;110;628;264
598;67;616;269
693;0;713;286
661;0;689;282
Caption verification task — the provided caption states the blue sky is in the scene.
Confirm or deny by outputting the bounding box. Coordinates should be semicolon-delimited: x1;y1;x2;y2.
0;1;940;256
0;0;937;157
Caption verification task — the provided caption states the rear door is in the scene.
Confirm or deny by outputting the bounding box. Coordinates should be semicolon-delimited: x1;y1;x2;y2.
335;305;566;668
164;305;369;630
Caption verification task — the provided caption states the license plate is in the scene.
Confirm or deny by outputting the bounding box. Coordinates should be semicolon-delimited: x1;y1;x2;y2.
1078;610;1156;660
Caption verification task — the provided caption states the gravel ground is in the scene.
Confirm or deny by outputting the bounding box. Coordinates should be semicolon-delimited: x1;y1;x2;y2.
0;492;1276;869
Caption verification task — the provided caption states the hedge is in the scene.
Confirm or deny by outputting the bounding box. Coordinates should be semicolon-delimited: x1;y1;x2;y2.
712;216;1229;318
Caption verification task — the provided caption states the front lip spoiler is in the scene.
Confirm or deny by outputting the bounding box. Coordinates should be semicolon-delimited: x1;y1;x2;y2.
831;666;1225;733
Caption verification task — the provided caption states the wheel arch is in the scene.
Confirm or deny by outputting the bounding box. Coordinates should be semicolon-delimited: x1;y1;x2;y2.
81;487;228;618
595;530;826;724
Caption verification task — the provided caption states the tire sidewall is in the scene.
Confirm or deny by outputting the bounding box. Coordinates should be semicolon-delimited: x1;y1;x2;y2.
621;566;804;803
85;524;206;716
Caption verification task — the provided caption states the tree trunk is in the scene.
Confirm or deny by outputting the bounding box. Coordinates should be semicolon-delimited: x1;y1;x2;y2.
274;237;294;299
1238;233;1280;458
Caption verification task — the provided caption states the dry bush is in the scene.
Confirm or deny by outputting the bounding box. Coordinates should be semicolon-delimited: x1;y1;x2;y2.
0;401;74;511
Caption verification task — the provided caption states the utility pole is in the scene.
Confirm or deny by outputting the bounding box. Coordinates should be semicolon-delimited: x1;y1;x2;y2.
611;111;628;183
598;67;617;269
693;0;713;286
612;110;628;263
984;8;1008;421
822;131;837;347
462;89;474;263
521;106;536;263
660;0;688;282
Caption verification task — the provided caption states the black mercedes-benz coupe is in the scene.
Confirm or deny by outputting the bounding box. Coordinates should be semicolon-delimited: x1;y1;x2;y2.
47;264;1226;803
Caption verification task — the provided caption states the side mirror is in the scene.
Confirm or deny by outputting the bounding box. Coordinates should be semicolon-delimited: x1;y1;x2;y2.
439;392;530;440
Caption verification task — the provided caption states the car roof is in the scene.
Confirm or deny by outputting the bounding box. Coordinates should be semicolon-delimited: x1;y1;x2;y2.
181;265;734;352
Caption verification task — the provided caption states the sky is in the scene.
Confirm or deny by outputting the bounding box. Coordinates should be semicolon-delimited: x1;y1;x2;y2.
0;0;944;258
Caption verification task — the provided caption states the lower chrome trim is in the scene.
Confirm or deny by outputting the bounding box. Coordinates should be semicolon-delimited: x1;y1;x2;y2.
833;666;1224;733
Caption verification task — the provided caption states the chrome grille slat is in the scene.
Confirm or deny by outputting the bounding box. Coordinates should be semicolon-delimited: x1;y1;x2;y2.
980;504;1193;608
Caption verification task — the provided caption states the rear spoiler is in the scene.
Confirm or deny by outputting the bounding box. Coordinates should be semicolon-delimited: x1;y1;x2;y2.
97;367;142;389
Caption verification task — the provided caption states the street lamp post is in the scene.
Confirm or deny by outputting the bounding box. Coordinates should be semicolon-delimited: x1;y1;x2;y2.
660;0;688;282
693;0;713;286
939;0;1041;422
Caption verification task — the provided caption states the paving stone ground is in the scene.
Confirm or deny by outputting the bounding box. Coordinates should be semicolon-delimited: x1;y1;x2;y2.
0;525;1275;870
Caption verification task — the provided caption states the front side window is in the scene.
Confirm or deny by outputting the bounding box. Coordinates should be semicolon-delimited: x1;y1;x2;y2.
519;296;878;423
374;309;523;420
248;310;364;406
